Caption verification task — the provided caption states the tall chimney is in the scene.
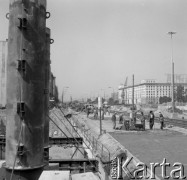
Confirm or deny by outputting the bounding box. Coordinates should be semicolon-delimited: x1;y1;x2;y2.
5;0;47;179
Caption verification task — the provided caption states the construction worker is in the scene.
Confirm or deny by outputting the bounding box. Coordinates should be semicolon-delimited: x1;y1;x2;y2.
140;111;145;130
94;107;98;119
149;111;155;130
130;111;135;127
111;113;117;129
119;114;123;124
159;112;164;130
101;108;105;120
87;106;90;118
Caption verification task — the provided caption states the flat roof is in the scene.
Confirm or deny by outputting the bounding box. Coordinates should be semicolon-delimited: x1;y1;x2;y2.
119;82;187;90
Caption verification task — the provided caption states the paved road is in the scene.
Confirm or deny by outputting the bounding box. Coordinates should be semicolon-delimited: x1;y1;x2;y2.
85;113;187;179
110;130;187;179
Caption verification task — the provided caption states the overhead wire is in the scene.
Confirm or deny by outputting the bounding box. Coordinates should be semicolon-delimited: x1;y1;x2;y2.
50;111;90;158
49;106;99;171
51;110;98;171
9;122;23;180
47;114;69;139
52;107;93;153
57;107;95;152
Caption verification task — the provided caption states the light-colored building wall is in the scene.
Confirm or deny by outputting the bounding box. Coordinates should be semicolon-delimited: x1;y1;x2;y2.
119;79;187;105
0;40;8;108
118;85;124;104
111;92;118;102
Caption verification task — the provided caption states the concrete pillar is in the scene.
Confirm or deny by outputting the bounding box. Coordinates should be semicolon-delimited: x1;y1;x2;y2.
6;0;47;179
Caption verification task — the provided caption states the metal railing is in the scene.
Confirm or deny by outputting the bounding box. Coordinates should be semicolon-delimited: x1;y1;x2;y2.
72;117;111;163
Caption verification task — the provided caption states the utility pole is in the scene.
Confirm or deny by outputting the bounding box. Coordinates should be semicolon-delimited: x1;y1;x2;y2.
132;74;134;110
108;87;114;99
62;86;69;103
98;97;102;135
168;31;176;113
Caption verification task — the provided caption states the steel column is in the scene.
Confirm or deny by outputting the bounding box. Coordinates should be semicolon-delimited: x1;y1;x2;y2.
43;27;51;163
6;0;47;179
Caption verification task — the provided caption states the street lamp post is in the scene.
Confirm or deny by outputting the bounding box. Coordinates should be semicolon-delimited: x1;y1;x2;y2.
132;74;134;110
168;31;176;113
108;87;114;99
100;89;105;100
62;86;69;103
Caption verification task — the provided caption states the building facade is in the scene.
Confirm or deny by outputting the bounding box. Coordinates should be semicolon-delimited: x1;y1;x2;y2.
0;40;8;108
119;79;187;105
49;72;56;99
111;92;119;102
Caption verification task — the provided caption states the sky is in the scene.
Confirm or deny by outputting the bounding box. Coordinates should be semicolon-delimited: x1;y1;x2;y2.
0;0;187;101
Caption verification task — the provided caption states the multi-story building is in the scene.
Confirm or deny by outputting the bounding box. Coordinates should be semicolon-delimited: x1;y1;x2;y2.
111;92;118;102
49;72;56;99
118;79;187;105
0;40;8;108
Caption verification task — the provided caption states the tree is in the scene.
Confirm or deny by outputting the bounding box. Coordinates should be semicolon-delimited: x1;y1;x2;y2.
159;96;171;104
175;85;185;102
108;97;114;105
87;98;92;103
114;100;119;105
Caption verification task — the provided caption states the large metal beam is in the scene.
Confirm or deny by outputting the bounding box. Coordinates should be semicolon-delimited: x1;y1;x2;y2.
49;159;98;173
0;136;84;160
43;27;51;163
1;136;84;146
6;0;47;179
49;137;83;146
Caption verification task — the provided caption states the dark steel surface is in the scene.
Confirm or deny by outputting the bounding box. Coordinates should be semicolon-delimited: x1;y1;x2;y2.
5;168;43;180
43;28;50;151
0;136;5;160
49;137;83;145
6;0;47;172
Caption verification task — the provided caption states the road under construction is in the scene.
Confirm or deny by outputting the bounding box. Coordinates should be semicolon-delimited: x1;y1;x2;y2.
0;0;187;180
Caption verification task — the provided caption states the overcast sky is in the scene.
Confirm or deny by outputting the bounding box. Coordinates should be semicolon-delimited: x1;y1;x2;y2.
0;0;187;101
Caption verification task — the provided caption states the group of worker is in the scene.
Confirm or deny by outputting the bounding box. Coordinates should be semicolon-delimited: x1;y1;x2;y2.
86;106;110;120
148;111;165;130
111;111;165;130
86;105;165;130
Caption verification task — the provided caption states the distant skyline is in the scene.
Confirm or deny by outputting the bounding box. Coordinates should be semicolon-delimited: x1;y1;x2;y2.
0;0;187;101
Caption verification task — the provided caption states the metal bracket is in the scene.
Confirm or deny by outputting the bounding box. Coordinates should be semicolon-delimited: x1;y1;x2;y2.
17;144;24;156
18;17;27;30
17;60;26;72
46;12;51;19
50;39;54;44
44;89;49;94
17;102;25;117
6;13;9;19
